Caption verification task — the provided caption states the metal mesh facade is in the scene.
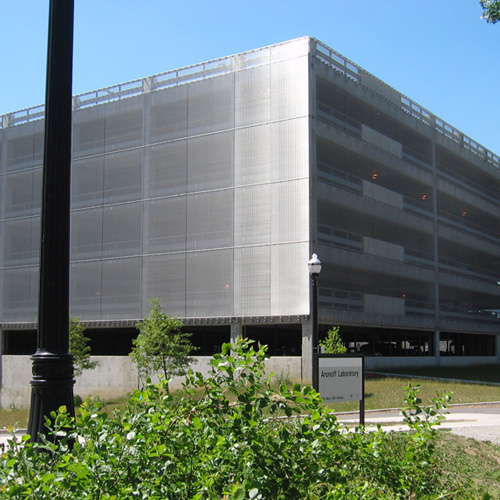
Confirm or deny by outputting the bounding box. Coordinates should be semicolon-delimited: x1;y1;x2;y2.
0;38;311;324
1;36;499;357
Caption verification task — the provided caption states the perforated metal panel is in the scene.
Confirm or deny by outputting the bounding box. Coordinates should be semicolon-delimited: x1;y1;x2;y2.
144;197;187;254
142;253;186;317
187;190;233;251
103;150;143;203
70;261;102;318
185;249;233;318
187;132;234;192
148;85;188;143
4;121;44;172
70;208;103;259
270;56;309;121
104;97;144;153
187;74;234;136
1;267;38;321
71;156;104;208
234;125;272;186
1;37;312;324
102;203;142;257
234;184;271;247
3;168;42;217
3;217;40;266
72;106;106;159
146;140;188;197
234;246;271;316
235;64;271;128
270;118;309;181
100;257;141;319
270;242;309;315
271;179;309;244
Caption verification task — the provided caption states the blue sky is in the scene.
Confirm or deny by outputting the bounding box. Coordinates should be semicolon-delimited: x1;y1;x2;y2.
1;0;498;154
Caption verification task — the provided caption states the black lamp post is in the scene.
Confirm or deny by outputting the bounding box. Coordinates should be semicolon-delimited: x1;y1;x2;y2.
308;253;321;391
27;0;75;443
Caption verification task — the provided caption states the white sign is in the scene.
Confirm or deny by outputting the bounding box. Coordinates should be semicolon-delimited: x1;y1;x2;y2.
318;356;363;403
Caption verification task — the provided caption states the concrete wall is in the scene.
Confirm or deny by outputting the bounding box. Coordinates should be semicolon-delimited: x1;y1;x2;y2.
363;294;405;316
75;357;139;400
363;237;404;262
0;356;139;410
362;179;404;209
0;355;303;409
361;124;402;158
3;353;496;408
0;355;32;409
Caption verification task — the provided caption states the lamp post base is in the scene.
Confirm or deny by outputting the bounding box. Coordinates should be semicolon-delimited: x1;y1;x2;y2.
27;351;75;443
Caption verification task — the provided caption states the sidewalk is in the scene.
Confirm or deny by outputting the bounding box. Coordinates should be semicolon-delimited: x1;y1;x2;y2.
0;429;26;448
338;403;500;444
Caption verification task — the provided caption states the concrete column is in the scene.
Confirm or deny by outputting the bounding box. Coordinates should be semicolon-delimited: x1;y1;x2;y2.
433;330;441;361
230;322;242;344
496;334;500;361
0;330;3;404
301;318;313;385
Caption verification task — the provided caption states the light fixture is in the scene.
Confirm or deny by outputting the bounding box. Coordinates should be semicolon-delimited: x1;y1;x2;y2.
308;253;322;276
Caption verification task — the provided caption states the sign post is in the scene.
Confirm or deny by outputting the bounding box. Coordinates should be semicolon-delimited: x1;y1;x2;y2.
318;354;365;426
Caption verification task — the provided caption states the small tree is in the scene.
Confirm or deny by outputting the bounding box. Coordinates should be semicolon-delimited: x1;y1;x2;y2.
69;316;98;376
319;326;347;354
130;298;197;391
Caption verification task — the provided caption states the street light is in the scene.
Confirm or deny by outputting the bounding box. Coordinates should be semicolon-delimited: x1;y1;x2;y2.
27;0;75;443
308;253;321;391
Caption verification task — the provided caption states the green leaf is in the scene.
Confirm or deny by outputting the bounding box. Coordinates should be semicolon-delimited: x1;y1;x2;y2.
231;485;247;500
41;472;56;483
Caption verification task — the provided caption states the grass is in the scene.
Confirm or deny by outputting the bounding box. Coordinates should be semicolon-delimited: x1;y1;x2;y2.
327;374;500;412
379;363;500;383
0;396;129;431
434;432;500;499
382;430;500;499
2;365;499;428
325;364;500;412
0;407;29;431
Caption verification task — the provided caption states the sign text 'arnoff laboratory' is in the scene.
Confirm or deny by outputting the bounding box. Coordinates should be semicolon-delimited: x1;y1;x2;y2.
318;356;364;403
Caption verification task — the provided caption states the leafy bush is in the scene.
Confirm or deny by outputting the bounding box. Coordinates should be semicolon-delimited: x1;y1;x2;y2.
0;339;479;499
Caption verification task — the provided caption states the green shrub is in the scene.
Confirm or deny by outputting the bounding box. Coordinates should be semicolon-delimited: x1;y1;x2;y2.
319;326;347;354
0;339;479;499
